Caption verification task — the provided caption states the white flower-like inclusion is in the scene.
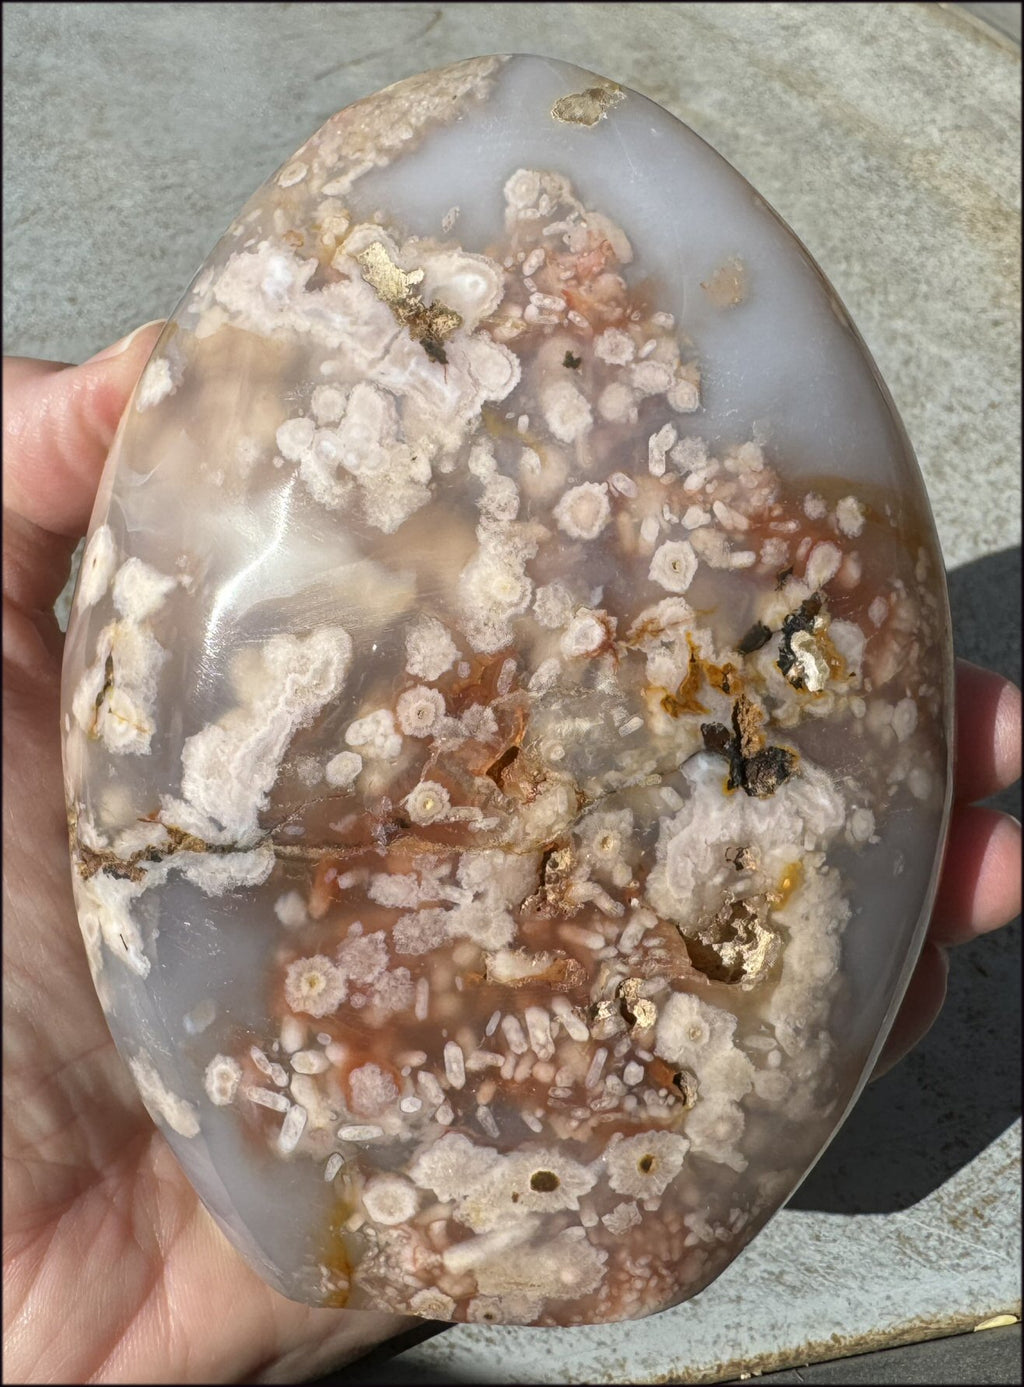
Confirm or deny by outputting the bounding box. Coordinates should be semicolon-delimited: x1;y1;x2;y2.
668;378;701;412
78;524;118;608
410;1288;456;1320
129;1054;200;1138
416;248;505;332
348;1062;399;1116
345;708;402;760
314;56;502;198
836;494;866;537
275;890;308;929
337;929;390;985
597;381;638;424
362;1174;419;1225
368;874;421;909
632;359;674;396
655;991;738;1072
276;415;316;461
628;595;695;651
455;1148;597;1231
605;1131;690;1198
540;378;593;443
654;989;756;1119
647;751;847;926
396;685;446;737
136;357;178;411
73;860;151;978
284;955;346;1018
71;619;168;757
310;383;348;424
473;1229;607;1302
405;780;451;825
204;1054;242;1106
553;482;611;540
560;609;610;659
533;582;574;630
479;472;520;521
465;549;532;610
178;628;353;842
594;327;635;365
333;382;396;478
602;1201;642;1235
803;542;841;592
429;849;536;951
325;749;362;788
366;967;415;1015
504;167;542;211
111;557;177;621
409;1132;502;1202
649;539;698;593
393;908;450;955
647;423;677;476
405;615;459;681
684;1098;748;1170
467;1293;544;1324
577;808;635;889
461;702;499;741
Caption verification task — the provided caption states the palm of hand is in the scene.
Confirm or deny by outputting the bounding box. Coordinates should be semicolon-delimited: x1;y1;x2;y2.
4;581;410;1387
3;336;1019;1383
3;341;411;1384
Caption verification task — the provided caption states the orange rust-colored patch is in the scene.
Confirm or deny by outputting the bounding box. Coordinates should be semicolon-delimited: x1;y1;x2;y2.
774;860;804;907
319;1196;354;1308
659;637;739;718
308;856;346;919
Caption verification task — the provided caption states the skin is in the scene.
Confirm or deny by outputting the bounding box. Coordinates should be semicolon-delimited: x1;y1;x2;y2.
3;326;1020;1383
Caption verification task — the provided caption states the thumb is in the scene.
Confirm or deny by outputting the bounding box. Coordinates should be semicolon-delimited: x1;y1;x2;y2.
3;323;166;631
3;321;166;542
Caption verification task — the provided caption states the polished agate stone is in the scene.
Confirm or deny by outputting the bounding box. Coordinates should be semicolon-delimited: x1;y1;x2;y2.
61;55;952;1325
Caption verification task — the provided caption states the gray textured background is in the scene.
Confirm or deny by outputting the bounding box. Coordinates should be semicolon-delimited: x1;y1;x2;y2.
4;4;1020;1382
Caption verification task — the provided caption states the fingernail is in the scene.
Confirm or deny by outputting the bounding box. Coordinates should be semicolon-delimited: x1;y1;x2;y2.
86;319;166;364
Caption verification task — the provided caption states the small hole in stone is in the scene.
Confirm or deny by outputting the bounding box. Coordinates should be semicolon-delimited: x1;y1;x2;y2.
637;1153;655;1175
530;1169;560;1192
486;743;520;788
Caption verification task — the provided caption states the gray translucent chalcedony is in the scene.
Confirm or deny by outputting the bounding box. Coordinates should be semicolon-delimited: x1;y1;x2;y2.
61;55;952;1324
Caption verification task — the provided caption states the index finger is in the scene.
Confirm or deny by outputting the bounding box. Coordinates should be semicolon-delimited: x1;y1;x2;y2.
954;659;1022;804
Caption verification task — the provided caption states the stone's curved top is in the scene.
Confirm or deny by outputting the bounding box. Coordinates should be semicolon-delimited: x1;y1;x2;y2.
61;55;951;1324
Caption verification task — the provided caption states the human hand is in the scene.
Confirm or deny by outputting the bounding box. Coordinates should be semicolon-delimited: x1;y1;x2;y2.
3;328;1020;1380
3;328;415;1384
872;658;1021;1077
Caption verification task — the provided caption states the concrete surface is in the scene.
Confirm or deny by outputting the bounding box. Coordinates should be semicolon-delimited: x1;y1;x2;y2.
957;2;1022;44
724;1323;1022;1385
4;4;1020;1383
332;1325;1022;1386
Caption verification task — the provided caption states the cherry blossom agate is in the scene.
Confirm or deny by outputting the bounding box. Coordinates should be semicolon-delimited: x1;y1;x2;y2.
61;55;953;1324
